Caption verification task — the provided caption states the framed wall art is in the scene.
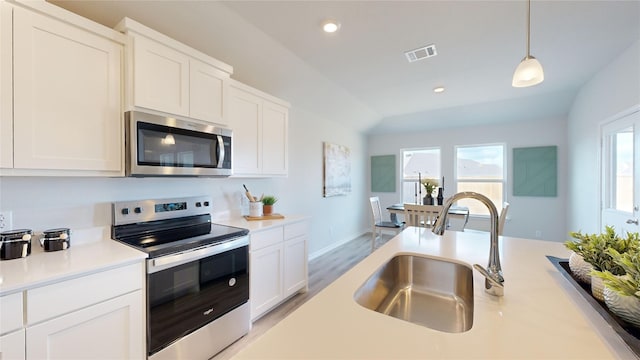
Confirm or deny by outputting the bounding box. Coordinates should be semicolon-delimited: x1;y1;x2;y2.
323;142;351;197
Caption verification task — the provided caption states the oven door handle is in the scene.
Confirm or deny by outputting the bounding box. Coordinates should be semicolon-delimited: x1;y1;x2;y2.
148;236;249;273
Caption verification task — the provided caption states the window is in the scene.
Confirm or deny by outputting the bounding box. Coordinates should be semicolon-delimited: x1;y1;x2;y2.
610;127;633;212
401;148;440;204
455;144;505;216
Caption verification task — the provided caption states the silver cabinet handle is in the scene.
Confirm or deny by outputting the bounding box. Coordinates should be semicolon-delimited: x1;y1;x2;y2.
626;219;639;225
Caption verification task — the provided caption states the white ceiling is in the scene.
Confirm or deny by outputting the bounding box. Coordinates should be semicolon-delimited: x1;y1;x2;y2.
49;0;640;134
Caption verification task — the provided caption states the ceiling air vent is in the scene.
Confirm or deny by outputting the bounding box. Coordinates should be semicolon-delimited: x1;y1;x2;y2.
404;44;437;63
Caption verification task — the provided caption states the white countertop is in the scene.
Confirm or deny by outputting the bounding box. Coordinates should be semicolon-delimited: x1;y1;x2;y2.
0;238;147;296
234;227;637;359
215;214;310;232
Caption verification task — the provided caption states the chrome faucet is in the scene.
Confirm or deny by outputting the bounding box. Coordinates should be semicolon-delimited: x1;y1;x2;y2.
432;191;504;296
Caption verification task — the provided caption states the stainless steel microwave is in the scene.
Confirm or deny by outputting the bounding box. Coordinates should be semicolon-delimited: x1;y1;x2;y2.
125;111;232;177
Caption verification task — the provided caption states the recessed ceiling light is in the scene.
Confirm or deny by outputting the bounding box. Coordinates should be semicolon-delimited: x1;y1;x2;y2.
433;86;445;93
322;20;340;33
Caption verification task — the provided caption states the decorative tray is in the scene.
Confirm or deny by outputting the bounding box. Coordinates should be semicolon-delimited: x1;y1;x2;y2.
547;256;640;357
243;214;285;221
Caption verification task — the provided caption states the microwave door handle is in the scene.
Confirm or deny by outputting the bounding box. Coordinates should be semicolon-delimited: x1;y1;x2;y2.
216;135;225;168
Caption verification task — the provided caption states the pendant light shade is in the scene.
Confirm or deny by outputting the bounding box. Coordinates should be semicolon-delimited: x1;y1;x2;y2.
512;55;544;87
512;0;544;87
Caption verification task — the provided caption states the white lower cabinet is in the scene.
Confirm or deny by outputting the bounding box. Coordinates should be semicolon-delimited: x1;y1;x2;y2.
26;291;143;359
250;242;284;319
0;330;25;360
249;220;309;321
0;262;145;360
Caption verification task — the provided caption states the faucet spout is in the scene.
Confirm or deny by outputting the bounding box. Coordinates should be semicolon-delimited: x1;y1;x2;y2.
432;191;504;296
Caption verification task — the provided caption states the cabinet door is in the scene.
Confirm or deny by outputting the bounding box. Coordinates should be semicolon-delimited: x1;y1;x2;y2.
250;243;283;320
26;291;144;360
0;330;25;360
133;35;189;117
12;7;122;172
0;3;12;169
283;235;307;297
189;59;227;125
262;101;288;175
229;86;262;175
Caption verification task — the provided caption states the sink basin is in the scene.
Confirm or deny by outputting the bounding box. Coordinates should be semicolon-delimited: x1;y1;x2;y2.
354;254;474;333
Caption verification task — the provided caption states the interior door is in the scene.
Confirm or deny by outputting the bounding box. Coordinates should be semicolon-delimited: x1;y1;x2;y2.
601;107;640;235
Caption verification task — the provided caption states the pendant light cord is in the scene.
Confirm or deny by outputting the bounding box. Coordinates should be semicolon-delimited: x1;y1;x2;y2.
526;0;531;57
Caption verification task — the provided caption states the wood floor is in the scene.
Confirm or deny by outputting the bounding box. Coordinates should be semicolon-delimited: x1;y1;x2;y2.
212;232;392;360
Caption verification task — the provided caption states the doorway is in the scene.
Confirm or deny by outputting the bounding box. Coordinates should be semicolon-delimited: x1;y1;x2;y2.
601;106;640;234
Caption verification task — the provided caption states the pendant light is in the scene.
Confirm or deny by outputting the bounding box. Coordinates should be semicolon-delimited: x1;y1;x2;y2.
512;0;544;87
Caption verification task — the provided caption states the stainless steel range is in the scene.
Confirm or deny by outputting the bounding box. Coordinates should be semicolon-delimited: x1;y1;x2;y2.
111;196;250;360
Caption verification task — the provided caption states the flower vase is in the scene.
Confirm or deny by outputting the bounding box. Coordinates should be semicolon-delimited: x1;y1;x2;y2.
568;252;592;284
591;273;605;302
423;194;434;205
263;204;273;216
436;187;444;205
604;287;640;328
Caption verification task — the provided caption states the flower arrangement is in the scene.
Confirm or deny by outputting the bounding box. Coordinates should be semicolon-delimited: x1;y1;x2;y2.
421;178;438;195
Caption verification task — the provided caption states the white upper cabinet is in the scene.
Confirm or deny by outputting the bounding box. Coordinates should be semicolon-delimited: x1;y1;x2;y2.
0;2;12;169
228;80;289;177
2;2;125;175
189;58;227;124
116;18;232;126
131;35;190;117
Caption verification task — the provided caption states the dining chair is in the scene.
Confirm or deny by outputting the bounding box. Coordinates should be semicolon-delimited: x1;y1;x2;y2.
498;202;510;235
369;197;403;251
403;204;442;228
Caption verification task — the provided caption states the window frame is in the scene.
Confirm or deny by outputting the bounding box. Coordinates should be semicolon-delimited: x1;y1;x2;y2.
454;143;506;217
400;147;441;204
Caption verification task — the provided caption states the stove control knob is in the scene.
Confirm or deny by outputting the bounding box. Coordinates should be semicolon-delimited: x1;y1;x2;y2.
196;202;202;207
134;207;142;214
203;201;210;207
121;208;129;215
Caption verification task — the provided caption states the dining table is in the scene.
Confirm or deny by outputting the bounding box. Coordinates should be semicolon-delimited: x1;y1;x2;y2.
386;203;470;230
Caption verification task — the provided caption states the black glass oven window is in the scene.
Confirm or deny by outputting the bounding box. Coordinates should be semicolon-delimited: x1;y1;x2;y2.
137;122;219;168
147;245;249;355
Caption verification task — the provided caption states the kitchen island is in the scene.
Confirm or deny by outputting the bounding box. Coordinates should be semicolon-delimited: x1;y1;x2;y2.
233;227;636;359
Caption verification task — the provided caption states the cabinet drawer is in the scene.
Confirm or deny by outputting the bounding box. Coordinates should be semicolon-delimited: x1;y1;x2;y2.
284;221;309;240
27;263;143;325
0;292;23;335
250;227;283;251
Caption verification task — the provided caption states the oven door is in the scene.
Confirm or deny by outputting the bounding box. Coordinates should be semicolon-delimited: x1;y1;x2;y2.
146;238;248;356
125;111;232;177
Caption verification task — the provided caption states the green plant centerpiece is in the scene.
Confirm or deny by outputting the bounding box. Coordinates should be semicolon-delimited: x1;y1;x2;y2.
565;226;638;284
565;226;639;300
593;248;640;328
421;178;438;205
261;195;278;215
421;178;438;196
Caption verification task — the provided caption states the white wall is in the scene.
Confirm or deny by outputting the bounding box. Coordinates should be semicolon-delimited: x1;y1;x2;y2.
368;116;568;242
568;40;640;234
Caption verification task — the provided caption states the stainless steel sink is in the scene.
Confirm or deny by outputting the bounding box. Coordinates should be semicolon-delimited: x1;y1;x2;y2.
354;254;474;333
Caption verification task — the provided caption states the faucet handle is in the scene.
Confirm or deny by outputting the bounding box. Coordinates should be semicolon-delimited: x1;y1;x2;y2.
473;264;504;297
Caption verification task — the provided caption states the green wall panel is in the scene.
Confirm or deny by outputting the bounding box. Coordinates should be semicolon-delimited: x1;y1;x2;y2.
371;155;395;192
513;146;557;197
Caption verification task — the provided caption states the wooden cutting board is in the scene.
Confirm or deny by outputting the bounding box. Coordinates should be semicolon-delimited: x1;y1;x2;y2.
243;214;285;221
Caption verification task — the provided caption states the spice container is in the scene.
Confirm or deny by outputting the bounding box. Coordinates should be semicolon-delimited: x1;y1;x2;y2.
0;229;32;260
41;228;71;252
